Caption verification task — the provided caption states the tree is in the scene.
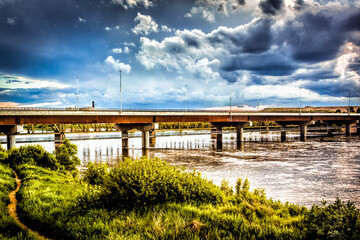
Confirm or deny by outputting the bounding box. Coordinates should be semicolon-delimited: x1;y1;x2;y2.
54;139;80;171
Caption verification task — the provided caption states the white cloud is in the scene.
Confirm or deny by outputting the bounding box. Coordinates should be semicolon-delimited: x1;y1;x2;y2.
161;25;172;32
105;56;131;73
6;17;15;25
0;75;70;89
112;48;122;54
78;17;86;23
105;26;111;31
132;12;158;35
124;47;130;54
111;0;154;9
186;0;254;22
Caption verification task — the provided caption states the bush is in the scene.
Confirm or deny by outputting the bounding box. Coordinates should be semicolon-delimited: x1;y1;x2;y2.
0;145;7;162
305;198;360;239
101;158;224;208
83;162;109;185
6;145;59;170
54;139;80;171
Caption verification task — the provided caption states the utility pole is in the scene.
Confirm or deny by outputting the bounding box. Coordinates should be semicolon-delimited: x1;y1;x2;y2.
76;77;79;111
120;70;122;113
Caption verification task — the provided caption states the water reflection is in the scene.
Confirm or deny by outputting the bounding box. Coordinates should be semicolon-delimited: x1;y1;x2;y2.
12;131;360;208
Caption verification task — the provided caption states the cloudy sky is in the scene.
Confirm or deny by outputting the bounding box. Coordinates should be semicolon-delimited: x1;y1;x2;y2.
0;0;359;109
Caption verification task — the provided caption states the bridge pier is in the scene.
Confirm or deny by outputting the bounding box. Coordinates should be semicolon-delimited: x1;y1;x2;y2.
115;123;154;150
210;122;249;148
324;120;356;137
345;123;351;137
122;130;129;149
299;122;309;141
357;121;360;135
0;125;23;149
276;121;311;142
149;130;156;148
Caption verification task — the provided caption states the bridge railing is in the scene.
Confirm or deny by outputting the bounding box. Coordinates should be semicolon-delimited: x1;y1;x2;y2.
0;107;258;113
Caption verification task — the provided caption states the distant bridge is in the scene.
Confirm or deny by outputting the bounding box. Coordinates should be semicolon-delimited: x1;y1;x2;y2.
0;108;359;149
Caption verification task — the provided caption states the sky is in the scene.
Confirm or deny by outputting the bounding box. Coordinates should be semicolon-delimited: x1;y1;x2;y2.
0;0;359;109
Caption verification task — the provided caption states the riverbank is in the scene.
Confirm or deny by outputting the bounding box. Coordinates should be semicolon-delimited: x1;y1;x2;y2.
1;142;360;239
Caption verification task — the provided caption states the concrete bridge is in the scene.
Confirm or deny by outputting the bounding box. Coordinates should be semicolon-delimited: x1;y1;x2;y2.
0;108;359;149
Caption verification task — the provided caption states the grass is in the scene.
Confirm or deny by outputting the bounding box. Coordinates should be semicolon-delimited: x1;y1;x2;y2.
1;143;359;239
13;160;308;240
0;163;37;239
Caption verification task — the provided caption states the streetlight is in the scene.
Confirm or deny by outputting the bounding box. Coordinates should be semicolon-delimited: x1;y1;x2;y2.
185;84;187;112
76;77;79;111
299;87;302;115
119;70;122;113
257;89;259;112
348;90;351;115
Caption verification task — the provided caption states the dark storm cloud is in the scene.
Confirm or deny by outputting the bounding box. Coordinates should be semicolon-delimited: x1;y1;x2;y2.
0;0;128;77
294;0;307;11
280;7;360;63
348;55;360;75
303;80;360;98
259;0;283;16
208;18;273;54
221;51;296;76
0;87;74;104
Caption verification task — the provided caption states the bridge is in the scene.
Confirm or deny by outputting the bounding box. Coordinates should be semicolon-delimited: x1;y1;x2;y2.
0;107;359;149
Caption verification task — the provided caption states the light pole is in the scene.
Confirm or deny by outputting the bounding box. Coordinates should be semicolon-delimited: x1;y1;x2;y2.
299;87;302;115
308;92;311;114
76;77;79;111
185;84;187;112
257;89;259;112
119;70;122;113
348;90;350;115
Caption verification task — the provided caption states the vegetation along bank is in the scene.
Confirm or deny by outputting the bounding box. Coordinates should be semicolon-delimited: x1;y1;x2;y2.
0;140;359;239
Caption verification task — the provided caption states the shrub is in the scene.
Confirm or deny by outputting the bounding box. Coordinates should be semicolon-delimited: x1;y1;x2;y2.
6;145;59;170
305;198;360;239
0;145;7;162
83;162;109;185
101;158;224;208
54;139;80;171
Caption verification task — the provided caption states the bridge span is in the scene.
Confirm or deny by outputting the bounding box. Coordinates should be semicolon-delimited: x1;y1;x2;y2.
0;108;359;149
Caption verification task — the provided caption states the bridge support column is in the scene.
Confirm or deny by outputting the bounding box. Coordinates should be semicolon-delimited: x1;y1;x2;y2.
122;130;129;149
55;133;66;143
216;126;223;149
345;123;351;137
142;130;149;149
0;125;23;150
149;130;156;148
357;121;360;135
115;123;154;150
236;126;243;143
281;130;286;142
299;122;309;141
234;122;249;145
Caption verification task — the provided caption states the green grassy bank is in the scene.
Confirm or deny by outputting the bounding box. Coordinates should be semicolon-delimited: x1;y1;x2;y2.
0;141;360;239
0;147;36;239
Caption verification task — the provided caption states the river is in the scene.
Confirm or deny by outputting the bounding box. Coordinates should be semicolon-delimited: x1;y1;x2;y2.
3;130;360;208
